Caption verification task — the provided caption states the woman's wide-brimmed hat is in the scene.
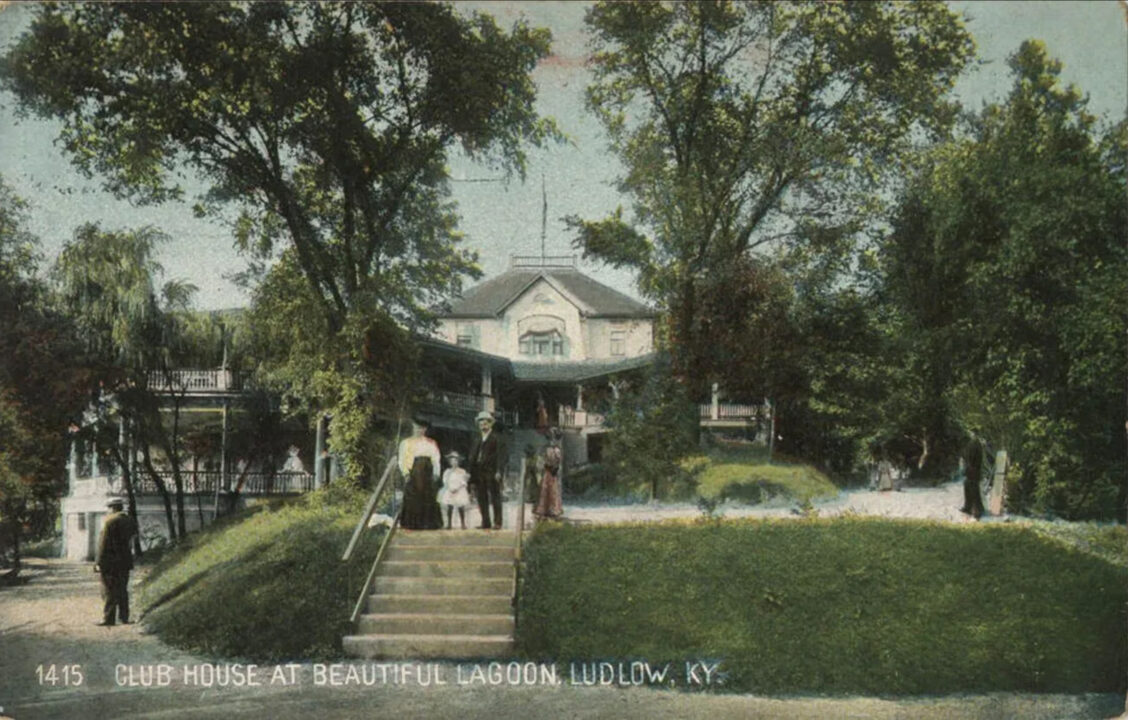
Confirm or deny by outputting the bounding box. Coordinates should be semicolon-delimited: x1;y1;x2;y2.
445;450;463;460
475;410;494;422
411;416;431;428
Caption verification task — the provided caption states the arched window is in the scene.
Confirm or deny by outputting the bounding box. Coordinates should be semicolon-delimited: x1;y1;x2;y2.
519;330;564;356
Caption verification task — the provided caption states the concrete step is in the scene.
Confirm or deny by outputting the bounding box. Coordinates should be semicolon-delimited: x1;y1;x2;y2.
378;561;512;579
393;529;516;547
342;633;514;660
357;613;514;636
373;576;512;596
367;593;513;615
386;545;515;562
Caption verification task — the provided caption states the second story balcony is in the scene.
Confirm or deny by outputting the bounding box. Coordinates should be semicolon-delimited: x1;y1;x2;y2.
146;369;247;396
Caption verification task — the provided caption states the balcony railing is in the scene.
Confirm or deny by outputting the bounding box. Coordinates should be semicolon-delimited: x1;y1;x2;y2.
559;407;606;429
699;403;765;421
146;369;246;395
132;470;314;495
421;390;494;414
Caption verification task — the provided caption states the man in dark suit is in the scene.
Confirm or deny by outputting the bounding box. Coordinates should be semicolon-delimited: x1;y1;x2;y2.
468;411;507;529
94;497;137;626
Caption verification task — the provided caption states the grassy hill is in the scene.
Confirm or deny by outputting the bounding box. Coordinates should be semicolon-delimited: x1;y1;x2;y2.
518;519;1127;695
138;485;382;661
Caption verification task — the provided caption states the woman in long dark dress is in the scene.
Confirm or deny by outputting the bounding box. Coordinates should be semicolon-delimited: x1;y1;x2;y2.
534;427;563;520
398;418;442;529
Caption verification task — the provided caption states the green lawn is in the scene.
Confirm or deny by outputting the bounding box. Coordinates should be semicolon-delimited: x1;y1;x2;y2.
138;485;381;661
518;519;1127;695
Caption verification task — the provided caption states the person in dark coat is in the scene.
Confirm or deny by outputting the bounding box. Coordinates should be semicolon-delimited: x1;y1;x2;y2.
95;498;137;626
468;411;507;529
959;433;986;520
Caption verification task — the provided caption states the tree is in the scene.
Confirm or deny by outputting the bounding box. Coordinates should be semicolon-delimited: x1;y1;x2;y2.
569;1;974;390
2;3;558;476
53;223;200;541
0;176;87;575
882;41;1127;519
601;355;699;501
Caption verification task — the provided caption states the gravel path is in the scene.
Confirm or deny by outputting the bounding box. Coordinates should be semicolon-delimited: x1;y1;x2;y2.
562;479;978;525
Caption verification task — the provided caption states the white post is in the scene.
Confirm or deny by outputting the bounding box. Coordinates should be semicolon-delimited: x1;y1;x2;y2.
576;384;584;412
68;433;78;485
481;364;493;398
711;383;720;420
767;398;776;463
314;414;326;489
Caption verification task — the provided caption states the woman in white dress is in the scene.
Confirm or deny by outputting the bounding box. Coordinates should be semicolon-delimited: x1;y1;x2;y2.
437;451;471;529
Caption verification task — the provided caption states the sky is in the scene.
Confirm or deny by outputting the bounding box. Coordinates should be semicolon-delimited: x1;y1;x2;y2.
0;1;1125;310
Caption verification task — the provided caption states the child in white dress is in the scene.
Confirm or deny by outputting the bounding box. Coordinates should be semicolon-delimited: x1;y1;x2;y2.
438;451;471;529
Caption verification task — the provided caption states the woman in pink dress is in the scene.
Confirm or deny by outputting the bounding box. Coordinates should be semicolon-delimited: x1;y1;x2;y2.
534;427;563;520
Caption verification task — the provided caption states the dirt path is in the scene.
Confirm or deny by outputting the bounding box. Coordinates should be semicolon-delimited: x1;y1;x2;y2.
1;560;1121;720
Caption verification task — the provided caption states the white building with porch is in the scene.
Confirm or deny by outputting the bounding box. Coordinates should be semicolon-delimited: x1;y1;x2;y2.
59;369;317;561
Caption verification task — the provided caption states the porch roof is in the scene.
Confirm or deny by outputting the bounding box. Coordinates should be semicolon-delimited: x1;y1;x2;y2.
510;353;657;383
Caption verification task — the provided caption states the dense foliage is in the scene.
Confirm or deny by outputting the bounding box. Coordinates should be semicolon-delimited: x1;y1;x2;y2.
0;179;87;568
599;356;699;500
569;0;974;395
880;41;1127;519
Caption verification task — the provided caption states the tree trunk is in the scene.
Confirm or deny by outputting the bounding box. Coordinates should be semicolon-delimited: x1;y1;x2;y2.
141;445;177;542
193;456;205;527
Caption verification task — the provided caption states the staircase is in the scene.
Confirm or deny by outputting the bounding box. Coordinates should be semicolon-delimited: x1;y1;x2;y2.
342;529;518;659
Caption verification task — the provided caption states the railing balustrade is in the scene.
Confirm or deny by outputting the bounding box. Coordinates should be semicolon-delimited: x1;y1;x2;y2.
558;408;606;428
145;369;246;394
130;469;313;495
699;403;765;420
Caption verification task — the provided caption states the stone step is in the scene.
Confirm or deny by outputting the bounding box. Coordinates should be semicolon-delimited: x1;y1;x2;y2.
373;576;512;596
367;593;512;615
357;613;514;636
393;529;517;547
386;545;515;562
378;561;512;579
342;633;514;660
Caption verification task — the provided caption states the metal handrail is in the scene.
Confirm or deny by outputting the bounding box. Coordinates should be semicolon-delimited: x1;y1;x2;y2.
350;504;402;624
512;457;527;626
341;456;397;562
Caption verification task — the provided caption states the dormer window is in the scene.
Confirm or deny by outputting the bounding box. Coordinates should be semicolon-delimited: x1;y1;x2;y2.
520;330;564;356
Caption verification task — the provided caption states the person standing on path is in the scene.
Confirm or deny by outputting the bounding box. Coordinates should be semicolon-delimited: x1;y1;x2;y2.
468;411;507;529
94;497;137;626
534;427;564;520
959;432;986;520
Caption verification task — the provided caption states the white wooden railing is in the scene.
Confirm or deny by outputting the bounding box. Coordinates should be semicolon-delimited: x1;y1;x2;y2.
146;369;246;394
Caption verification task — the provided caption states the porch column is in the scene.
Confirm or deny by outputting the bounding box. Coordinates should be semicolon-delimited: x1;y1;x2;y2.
480;364;493;402
314;414;326;489
68;429;78;485
711;383;720;420
219;404;228;494
575;384;584;412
